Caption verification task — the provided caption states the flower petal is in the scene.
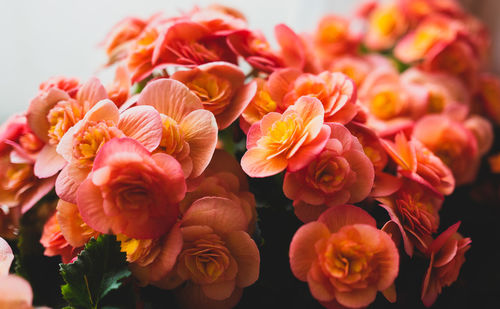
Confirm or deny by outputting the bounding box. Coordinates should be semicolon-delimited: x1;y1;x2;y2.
118;105;163;151
202;280;236;300
225;231;260;287
77;77;108;107
0;237;14;275
34;144;67;178
27;88;69;142
180;109;218;177
56;164;90;204
318;204;376;233
241;147;287;178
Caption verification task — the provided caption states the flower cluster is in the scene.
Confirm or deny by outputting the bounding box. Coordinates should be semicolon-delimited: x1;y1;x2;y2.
0;1;497;308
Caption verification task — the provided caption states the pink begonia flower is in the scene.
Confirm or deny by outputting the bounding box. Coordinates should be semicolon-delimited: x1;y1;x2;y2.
381;132;455;196
137;79;218;179
239;77;279;133
0;237;33;309
40;210;80;264
241;96;331;178
76;137;186;239
56;200;99;248
154;197;260;309
363;3;408;51
227;24;305;73
421;222;471;307
289;205;399;309
283;123;374;222
413;115;480;185
0;115;56;216
171;61;257;129
55;99;163;204
271;70;359;125
27;77;108;178
181;149;257;233
400;68;470;118
377;179;443;257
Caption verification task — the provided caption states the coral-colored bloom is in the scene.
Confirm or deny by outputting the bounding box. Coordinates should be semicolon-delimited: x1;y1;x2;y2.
181;149;257;233
127;27;161;83
76;137;186;239
240;77;280;132
40;211;78;263
227;24;305;73
377;179;443;256
289;205;399;308
276;71;359;124
241;96;331;178
172;61;257;129
413;115;479;185
283;123;374;222
0;115;56;216
137;79;218;178
55;99;163;203
155;197;260;309
364;3;408;51
421;222;471;307
27;77;108;178
381;132;455;196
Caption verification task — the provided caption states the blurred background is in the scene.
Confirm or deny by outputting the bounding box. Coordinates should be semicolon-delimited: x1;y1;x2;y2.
0;0;498;121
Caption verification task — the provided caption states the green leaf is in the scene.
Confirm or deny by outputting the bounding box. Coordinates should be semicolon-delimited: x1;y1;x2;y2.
59;234;131;309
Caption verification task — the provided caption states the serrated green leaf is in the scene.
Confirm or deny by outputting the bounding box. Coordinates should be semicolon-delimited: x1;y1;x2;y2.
59;234;131;309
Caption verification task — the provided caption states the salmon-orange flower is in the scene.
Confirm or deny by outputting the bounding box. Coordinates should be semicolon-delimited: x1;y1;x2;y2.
364;3;408;51
172;61;257;129
377;179;443;256
241;96;331;178
283;123;374;222
137;79;218;179
76;137;186;239
155;197;260;309
289;205;399;308
40;211;78;263
421;222;471;307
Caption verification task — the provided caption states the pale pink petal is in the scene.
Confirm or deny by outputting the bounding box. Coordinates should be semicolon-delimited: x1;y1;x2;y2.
138;79;203;122
118;105;163;151
293;96;325;142
0;275;33;307
202;280;236;300
77;77;108;107
182;197;247;234
56;121;83;163
34;144;67;178
0;237;14;275
180;109;218;177
21;176;56;213
246;122;262;149
241;147;287;178
217;80;257;130
27;88;70;142
225;231;260;287
289;221;330;281
335;286;377;308
56;165;90;204
288;125;330;172
318;204;376;233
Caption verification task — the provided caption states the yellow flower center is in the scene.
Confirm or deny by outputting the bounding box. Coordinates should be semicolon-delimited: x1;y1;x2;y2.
427;92;446;113
117;234;160;265
3;163;33;191
47;99;83;145
370;90;401;120
186;72;232;115
159;115;186;156
260;113;304;159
